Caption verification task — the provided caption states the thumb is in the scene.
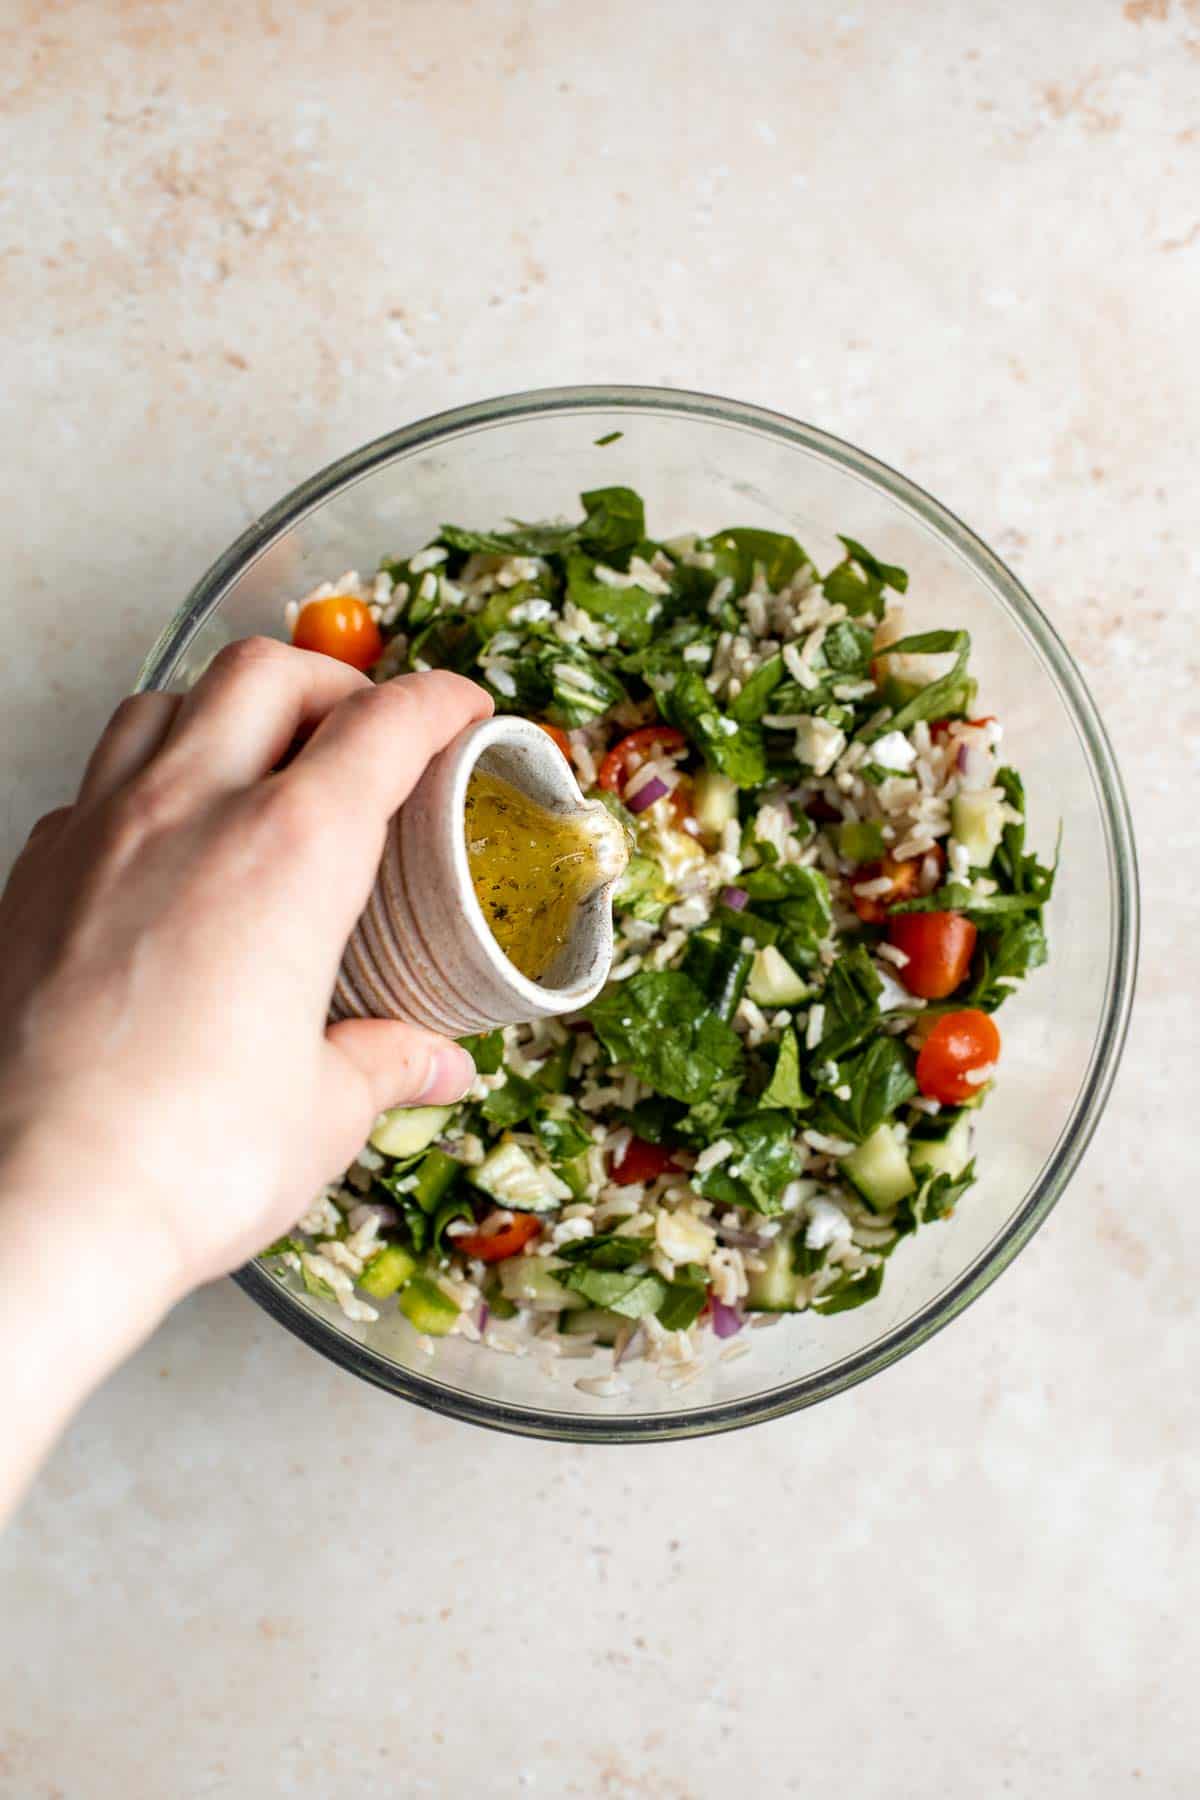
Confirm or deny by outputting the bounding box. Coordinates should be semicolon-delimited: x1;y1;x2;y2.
324;1017;477;1130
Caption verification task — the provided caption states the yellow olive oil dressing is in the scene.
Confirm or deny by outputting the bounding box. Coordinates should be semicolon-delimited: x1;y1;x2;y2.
464;769;628;981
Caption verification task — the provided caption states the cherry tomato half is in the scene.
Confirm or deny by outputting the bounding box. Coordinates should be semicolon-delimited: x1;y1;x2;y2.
534;721;573;762
455;1211;543;1263
851;851;935;925
611;1137;679;1186
887;911;977;999
916;1008;1001;1104
597;726;689;796
292;594;384;671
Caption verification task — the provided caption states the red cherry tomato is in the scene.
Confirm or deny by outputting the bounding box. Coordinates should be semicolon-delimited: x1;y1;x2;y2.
611;1137;679;1186
851;849;944;925
292;594;384;671
455;1211;542;1263
916;1009;1001;1104
534;721;573;762
597;726;689;796
887;911;977;999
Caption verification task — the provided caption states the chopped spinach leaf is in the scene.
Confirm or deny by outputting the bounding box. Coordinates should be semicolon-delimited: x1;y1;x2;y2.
759;1028;810;1110
692;1111;803;1216
859;630;971;741
811;1260;886;1314
564;1267;667;1318
587;970;745;1105
655;667;767;786
459;1030;504;1075
480;1072;542;1130
814;1036;916;1142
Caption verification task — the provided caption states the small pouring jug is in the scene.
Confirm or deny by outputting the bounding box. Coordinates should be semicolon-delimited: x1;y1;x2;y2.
331;716;627;1036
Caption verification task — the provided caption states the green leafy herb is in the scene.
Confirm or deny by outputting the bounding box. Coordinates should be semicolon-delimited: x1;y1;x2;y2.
656;1267;709;1331
859;630;971;740
564;1267;668;1318
613;852;674;924
968;914;1049;1011
459;1030;504;1075
655;666;767;787
533;1107;592;1166
577;486;646;558
480;1072;542;1130
555;1233;652;1270
679;934;753;1024
814;1036;916;1142
565;552;662;648
431;1191;475;1251
703;528;811;594
811;1260;886;1314
408;612;482;675
540;642;626;727
692;1111;804;1216
822;537;907;619
895;1162;976;1236
594;431;624;447
728;652;785;722
759;1028;810;1110
587;970;745;1105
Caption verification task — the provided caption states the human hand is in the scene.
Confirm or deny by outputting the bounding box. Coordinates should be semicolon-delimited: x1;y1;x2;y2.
0;640;491;1307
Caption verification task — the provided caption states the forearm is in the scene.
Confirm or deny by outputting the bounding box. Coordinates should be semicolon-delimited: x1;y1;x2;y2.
0;1153;181;1524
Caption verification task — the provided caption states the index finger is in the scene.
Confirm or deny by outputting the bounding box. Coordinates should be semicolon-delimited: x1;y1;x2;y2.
281;670;493;834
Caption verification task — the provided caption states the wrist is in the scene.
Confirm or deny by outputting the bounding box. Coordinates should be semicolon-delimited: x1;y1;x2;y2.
0;1129;185;1358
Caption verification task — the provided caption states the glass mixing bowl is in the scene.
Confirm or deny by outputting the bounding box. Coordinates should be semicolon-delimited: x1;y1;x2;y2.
137;386;1138;1442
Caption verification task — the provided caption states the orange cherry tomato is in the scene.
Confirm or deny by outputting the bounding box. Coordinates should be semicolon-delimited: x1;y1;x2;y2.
455;1211;543;1263
887;911;978;999
597;726;689;796
292;594;384;671
916;1008;1001;1104
611;1137;679;1186
852;846;945;925
534;721;573;762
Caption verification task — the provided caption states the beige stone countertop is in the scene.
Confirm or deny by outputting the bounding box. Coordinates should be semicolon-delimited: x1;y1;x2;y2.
1;2;1197;1795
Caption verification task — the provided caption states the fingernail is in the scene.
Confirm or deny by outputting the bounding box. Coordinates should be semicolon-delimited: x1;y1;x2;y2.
415;1044;477;1104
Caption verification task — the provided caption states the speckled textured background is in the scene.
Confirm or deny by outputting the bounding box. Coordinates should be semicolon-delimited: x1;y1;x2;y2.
1;2;1197;1795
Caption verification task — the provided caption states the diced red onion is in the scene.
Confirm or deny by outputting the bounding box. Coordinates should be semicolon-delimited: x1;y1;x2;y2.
710;1298;743;1339
477;1302;490;1335
627;774;669;813
719;885;749;911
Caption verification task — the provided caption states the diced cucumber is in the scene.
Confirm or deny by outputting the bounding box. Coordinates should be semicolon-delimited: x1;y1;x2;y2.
747;944;813;1007
469;1137;571;1214
369;1104;454;1159
398;1275;460;1336
497;1257;585;1310
745;1230;804;1312
560;1307;624;1346
840;1123;915;1211
557;1151;593;1200
836;820;886;865
411;1147;461;1213
950;791;1005;869
358;1244;418;1299
909;1113;972;1181
692;769;739;836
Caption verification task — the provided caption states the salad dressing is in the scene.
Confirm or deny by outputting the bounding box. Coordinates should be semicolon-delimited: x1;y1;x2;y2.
464;769;628;981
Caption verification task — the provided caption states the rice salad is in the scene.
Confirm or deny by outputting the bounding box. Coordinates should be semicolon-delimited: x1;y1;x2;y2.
268;487;1055;1392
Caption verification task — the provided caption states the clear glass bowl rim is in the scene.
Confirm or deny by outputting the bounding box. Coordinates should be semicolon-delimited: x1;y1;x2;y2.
136;384;1139;1444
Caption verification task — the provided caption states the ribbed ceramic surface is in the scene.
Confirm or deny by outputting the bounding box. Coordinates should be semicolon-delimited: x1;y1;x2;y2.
331;716;623;1035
